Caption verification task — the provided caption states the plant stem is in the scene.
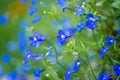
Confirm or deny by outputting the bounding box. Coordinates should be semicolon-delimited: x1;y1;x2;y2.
52;46;66;70
84;51;97;80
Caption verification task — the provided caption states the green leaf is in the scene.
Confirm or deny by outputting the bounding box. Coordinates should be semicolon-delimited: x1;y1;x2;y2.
112;1;120;9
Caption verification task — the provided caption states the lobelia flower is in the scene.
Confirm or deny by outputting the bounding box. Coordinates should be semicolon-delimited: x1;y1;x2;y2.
0;14;9;26
76;22;85;32
57;29;75;45
100;46;109;59
98;73;112;80
29;32;47;48
33;68;44;80
24;50;45;63
75;5;85;16
64;68;72;80
72;59;85;73
21;0;28;4
29;6;37;16
24;50;36;64
86;13;100;30
114;65;120;76
105;36;118;46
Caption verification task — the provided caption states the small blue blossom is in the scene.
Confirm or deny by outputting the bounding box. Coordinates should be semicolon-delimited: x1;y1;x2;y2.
29;32;47;48
64;68;72;80
0;14;8;26
72;59;85;72
33;68;44;80
24;50;45;63
24;50;36;64
57;30;67;45
86;13;100;30
2;54;11;64
118;29;120;36
76;22;85;32
100;46;109;59
105;36;118;46
32;0;38;5
32;16;41;24
57;0;67;7
114;65;120;76
75;5;85;16
98;73;111;80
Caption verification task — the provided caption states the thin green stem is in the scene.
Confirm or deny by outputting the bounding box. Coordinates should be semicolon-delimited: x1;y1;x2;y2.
52;46;66;70
84;52;97;80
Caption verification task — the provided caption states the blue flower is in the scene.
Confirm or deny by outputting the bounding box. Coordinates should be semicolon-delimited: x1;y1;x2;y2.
24;50;45;63
2;54;11;64
29;6;37;16
0;14;8;26
105;36;118;46
114;65;120;76
76;22;85;32
64;68;72;80
31;0;38;5
118;29;120;36
86;13;100;30
7;41;17;53
62;7;71;12
57;30;67;45
29;32;47;48
100;46;109;59
98;73;111;80
24;50;36;64
33;68;44;80
75;5;85;16
57;0;67;7
72;59;85;72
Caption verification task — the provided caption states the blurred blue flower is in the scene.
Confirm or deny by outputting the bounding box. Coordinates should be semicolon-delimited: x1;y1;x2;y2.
0;14;8;26
57;0;67;7
2;54;11;64
118;29;120;36
100;46;109;59
86;13;100;30
7;41;17;53
20;19;29;28
76;22;85;32
21;0;29;4
114;65;120;76
33;68;44;80
32;16;41;24
29;6;37;16
29;32;47;48
32;0;38;5
72;59;85;72
105;36;118;46
8;71;18;80
75;5;85;16
18;30;27;52
98;73;111;80
64;68;72;80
